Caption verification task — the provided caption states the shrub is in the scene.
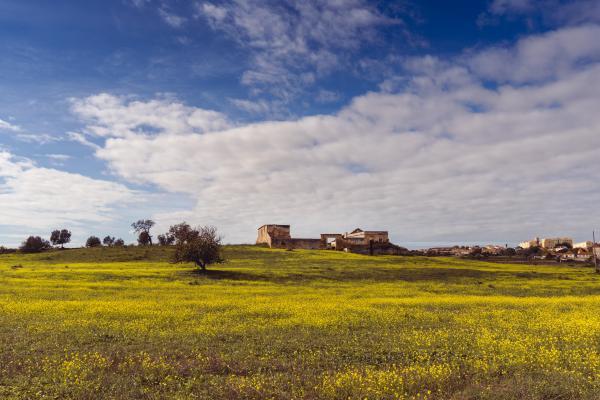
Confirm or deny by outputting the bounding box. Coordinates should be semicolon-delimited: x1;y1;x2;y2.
0;246;17;254
103;236;115;247
86;236;102;248
20;236;51;253
157;233;175;246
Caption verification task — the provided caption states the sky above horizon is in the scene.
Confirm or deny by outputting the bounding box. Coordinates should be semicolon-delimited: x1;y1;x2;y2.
1;0;600;247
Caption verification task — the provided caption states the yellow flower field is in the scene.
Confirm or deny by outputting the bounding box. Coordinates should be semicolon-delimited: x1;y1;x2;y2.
1;246;599;399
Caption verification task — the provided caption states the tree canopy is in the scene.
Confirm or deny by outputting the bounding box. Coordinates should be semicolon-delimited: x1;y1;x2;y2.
171;224;223;270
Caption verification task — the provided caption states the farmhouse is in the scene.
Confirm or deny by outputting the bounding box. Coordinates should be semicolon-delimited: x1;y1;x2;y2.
256;225;404;255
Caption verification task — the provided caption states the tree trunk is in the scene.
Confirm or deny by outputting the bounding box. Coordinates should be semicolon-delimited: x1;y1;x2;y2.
195;259;206;271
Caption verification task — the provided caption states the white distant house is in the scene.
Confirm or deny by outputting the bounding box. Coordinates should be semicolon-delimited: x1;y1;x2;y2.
573;241;593;249
519;237;573;249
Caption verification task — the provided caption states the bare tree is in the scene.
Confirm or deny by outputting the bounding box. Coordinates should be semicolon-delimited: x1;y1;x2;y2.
50;229;71;249
131;219;155;245
172;225;223;271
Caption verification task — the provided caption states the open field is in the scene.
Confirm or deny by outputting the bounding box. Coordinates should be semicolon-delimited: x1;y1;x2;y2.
1;246;600;399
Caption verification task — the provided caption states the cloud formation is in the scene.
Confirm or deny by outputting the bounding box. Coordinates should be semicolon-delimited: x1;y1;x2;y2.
70;23;600;245
484;0;600;26
195;0;401;101
0;118;21;132
0;151;138;242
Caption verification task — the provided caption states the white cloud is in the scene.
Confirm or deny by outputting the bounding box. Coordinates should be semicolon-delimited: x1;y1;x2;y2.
70;24;600;245
485;0;600;25
128;0;151;8
230;98;272;114
195;0;400;100
0;118;62;143
158;8;186;28
71;93;231;138
67;131;100;149
316;90;341;103
468;25;600;83
0;118;21;132
489;0;534;15
0;151;138;234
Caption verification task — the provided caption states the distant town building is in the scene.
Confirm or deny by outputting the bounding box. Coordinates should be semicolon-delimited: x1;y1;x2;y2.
519;237;573;249
573;241;593;249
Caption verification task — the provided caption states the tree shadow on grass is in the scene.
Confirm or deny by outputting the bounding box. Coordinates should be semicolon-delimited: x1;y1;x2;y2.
179;266;506;284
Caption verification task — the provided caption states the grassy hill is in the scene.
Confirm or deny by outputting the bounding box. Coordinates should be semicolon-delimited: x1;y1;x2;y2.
1;246;600;399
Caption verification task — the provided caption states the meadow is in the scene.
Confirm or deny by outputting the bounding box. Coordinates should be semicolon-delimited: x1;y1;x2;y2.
1;246;600;399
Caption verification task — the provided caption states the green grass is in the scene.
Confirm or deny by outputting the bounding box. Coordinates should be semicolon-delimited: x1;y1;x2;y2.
1;246;600;399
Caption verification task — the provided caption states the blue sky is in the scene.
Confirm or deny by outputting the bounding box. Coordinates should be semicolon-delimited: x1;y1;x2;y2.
1;0;600;247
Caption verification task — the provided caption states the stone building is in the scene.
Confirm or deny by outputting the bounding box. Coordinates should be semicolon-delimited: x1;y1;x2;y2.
256;224;322;250
257;225;404;255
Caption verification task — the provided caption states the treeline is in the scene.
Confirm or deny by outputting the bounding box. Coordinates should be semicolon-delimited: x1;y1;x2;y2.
4;219;223;271
17;230;126;253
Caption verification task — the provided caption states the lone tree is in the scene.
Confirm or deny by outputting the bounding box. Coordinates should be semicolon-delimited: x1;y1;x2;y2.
20;236;51;253
171;224;223;271
137;231;152;246
131;219;155;245
103;236;115;247
86;236;102;248
50;229;71;249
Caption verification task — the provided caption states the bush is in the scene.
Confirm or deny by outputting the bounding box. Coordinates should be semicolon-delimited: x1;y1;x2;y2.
0;246;17;254
157;233;175;246
103;236;115;246
86;236;102;248
20;236;51;253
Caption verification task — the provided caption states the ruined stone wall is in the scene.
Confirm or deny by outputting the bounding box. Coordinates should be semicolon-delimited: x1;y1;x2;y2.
269;238;323;250
364;232;389;243
256;225;291;247
289;238;324;250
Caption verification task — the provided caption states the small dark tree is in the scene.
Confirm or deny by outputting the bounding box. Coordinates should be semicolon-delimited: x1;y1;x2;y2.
114;238;125;247
172;225;223;271
86;236;102;248
20;236;51;253
103;236;115;247
157;233;175;246
131;219;155;245
50;229;71;248
137;231;152;246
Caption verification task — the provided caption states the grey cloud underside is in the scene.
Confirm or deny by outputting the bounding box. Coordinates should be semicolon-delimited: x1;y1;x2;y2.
71;24;600;244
